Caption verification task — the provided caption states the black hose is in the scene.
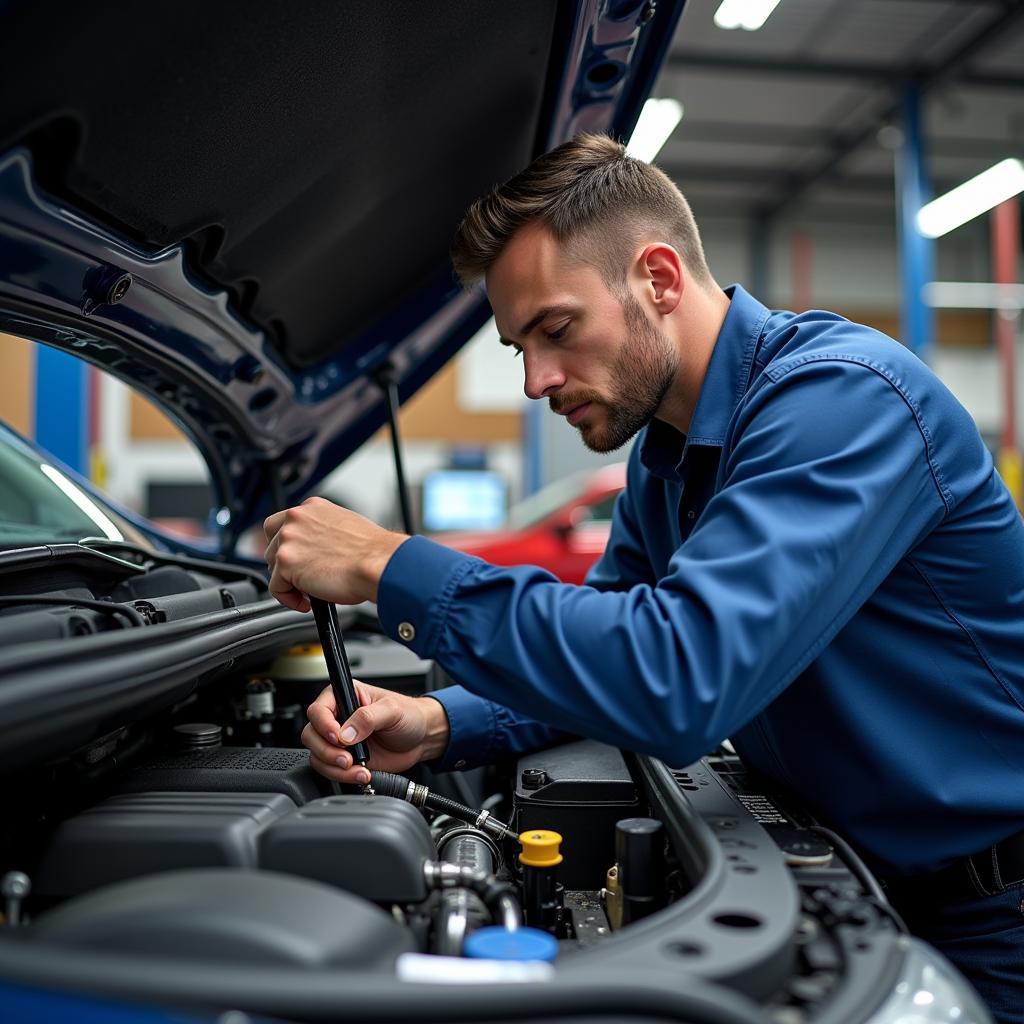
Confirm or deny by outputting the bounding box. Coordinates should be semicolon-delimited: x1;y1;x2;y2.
477;878;520;922
453;870;519;925
426;861;523;930
424;790;480;821
807;825;887;904
0;595;145;628
370;770;517;841
369;770;410;800
369;770;479;821
806;827;910;935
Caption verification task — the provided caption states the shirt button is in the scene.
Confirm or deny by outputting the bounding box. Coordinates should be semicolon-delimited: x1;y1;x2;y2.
687;510;696;519
397;622;416;642
453;759;467;770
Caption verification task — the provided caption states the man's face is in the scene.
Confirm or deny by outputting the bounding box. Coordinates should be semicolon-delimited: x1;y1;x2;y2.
486;223;677;453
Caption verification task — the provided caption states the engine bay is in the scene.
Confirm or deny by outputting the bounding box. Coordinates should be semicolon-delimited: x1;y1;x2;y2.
0;547;935;1022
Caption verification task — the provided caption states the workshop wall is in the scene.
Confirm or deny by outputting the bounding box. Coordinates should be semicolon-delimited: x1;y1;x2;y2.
0;332;33;436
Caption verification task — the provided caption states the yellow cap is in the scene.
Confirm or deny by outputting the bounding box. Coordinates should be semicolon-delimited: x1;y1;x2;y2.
518;829;563;868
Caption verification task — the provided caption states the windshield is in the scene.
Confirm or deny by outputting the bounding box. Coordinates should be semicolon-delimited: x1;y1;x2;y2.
0;428;150;548
505;469;594;531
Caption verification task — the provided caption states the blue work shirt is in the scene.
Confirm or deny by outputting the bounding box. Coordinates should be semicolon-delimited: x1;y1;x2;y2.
378;284;1024;876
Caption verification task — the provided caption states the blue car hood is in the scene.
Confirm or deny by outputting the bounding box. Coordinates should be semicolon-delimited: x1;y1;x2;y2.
0;1;684;548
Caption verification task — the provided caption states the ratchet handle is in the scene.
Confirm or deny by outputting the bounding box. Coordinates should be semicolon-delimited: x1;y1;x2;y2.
310;597;370;766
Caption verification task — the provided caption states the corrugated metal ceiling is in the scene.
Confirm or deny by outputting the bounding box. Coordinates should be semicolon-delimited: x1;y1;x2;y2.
655;0;1024;225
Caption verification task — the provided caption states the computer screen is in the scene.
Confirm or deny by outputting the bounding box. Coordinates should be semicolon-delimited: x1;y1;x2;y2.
421;470;507;532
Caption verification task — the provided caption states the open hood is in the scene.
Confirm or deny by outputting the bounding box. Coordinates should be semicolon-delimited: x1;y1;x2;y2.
0;1;685;546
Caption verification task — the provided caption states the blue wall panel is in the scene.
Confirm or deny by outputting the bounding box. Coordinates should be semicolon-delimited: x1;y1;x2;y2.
33;345;88;474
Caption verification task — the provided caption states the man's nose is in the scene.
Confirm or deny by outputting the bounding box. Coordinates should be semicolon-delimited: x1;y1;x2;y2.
523;350;565;401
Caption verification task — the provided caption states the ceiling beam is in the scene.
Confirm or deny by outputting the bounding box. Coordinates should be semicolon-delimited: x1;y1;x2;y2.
665;51;1024;91
670;120;1024;159
687;199;899;227
662;163;962;195
667;51;902;83
759;0;1024;218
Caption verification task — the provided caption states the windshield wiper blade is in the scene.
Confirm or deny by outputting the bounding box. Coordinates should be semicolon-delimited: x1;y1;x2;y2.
0;545;145;582
77;538;269;593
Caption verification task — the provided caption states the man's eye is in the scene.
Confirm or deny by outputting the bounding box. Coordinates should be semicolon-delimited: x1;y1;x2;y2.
547;321;570;341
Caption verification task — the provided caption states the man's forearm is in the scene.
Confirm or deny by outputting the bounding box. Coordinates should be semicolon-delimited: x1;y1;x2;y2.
418;695;454;762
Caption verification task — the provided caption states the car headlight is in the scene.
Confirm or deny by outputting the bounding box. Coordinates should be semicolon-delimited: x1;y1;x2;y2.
865;937;993;1024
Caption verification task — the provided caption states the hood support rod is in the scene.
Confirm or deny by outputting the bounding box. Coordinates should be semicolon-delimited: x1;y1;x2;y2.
375;364;415;535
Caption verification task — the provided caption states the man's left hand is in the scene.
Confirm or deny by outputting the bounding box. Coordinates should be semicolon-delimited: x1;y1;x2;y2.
263;497;408;611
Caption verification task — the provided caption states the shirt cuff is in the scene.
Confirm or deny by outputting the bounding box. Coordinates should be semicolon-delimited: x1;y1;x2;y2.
377;535;479;656
423;686;498;772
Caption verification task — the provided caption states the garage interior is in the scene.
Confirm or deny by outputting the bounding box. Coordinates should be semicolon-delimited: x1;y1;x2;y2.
0;0;1020;541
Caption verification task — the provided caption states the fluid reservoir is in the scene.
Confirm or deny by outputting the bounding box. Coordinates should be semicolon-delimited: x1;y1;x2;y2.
519;829;564;935
267;644;331;710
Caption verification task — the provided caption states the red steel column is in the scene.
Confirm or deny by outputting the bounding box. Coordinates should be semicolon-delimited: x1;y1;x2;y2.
992;198;1021;508
791;230;813;313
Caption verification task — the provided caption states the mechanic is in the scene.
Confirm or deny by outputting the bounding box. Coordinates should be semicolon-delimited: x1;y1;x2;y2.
264;134;1024;1019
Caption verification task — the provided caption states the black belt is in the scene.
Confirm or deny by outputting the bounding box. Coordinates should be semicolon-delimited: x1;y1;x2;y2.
883;830;1024;908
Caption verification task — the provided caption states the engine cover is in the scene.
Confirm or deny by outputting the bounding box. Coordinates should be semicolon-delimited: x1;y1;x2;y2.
31;869;411;968
35;791;434;905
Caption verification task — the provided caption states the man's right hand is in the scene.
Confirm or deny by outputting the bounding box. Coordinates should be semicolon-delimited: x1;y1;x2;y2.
301;681;451;786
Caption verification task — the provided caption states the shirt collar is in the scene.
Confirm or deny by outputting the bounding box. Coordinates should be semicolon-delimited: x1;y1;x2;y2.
640;283;770;480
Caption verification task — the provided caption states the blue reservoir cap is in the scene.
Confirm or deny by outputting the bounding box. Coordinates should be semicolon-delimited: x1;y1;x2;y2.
463;926;559;962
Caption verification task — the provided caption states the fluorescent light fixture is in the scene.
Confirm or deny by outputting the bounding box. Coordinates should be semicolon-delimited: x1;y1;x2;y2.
39;463;124;541
626;98;684;163
923;281;1024;310
917;158;1024;238
714;0;782;31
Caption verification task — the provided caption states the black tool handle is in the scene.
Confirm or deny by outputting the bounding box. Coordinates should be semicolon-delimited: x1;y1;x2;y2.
310;598;370;765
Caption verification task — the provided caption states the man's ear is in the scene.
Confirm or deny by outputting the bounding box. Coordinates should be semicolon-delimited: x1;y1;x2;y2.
637;243;684;314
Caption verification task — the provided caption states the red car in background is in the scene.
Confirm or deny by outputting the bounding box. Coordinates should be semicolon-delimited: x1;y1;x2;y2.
438;462;626;584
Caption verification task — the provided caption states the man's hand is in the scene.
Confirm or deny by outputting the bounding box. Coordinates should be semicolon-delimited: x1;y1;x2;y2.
263;497;408;611
302;681;451;785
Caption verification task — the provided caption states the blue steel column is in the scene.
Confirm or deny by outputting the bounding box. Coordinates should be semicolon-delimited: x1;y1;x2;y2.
33;346;89;475
896;87;935;361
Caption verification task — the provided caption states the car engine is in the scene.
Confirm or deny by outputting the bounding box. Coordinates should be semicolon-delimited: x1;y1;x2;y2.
0;547;988;1023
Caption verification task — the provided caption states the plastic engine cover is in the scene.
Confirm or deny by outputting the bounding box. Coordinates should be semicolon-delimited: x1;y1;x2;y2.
31;869;412;968
35;792;295;898
36;791;435;905
260;795;435;903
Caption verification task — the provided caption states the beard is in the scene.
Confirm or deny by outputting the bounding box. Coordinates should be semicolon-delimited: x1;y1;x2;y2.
552;294;677;453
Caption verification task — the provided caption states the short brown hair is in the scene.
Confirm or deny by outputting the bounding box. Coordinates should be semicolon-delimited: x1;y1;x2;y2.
451;133;712;291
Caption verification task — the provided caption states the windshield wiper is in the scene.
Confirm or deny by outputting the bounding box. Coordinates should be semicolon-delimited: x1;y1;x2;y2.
77;538;269;593
0;544;145;583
